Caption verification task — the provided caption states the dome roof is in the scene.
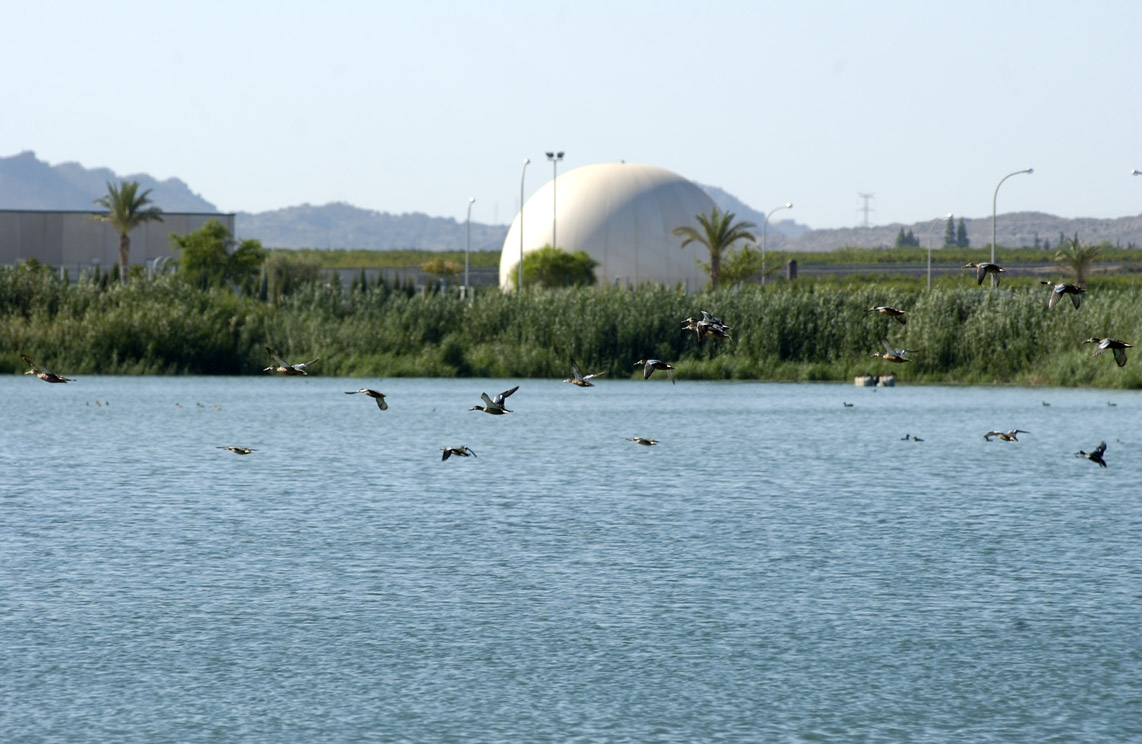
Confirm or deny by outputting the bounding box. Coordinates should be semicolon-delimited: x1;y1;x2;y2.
498;162;718;290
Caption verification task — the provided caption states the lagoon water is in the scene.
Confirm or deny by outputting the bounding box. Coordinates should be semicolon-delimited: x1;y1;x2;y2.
3;376;1141;742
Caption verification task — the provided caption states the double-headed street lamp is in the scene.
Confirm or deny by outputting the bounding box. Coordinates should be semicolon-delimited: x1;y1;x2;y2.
519;158;530;290
464;197;475;298
927;213;952;291
762;202;792;285
546;151;564;250
991;168;1033;284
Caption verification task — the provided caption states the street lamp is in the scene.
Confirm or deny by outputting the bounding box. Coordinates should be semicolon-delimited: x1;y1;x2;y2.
991;168;1033;285
762;202;792;285
519;158;530;290
465;197;475;299
546;151;564;250
927;213;951;292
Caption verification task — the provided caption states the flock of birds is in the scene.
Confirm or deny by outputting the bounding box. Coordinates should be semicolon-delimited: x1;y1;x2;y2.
18;276;1131;469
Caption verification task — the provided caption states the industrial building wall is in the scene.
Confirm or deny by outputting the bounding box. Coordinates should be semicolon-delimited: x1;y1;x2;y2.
0;210;236;271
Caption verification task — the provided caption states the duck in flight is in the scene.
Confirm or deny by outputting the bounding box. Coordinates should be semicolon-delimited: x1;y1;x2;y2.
871;341;915;364
984;429;1028;442
21;354;73;383
963;262;1005;286
1082;338;1132;367
682;310;731;342
218;446;255;455
441;445;477;461
1075;441;1107;468
264;346;319;375
564;359;605;387
470;385;519;414
868;306;907;324
1040;280;1085;309
626;437;658;446
345;388;388;410
634;358;676;384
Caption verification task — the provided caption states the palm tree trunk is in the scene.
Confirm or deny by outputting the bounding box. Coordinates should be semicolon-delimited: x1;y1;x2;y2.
709;250;721;290
118;232;130;284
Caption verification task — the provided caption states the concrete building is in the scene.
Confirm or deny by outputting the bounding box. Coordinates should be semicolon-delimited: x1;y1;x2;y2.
0;209;236;274
498;163;719;291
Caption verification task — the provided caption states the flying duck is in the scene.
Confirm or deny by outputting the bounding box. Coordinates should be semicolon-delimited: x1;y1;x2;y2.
626;437;659;446
441;445;476;461
470;385;519;414
564;359;605;387
871;340;914;364
1082;338;1132;367
346;388;388;410
984;428;1029;442
634;358;676;384
868;306;907;324
20;354;73;383
963;262;1005;286
1040;280;1085;309
1075;441;1107;468
218;446;255;455
264;346;319;375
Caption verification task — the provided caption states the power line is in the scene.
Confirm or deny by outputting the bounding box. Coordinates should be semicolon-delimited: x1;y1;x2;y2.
857;193;875;228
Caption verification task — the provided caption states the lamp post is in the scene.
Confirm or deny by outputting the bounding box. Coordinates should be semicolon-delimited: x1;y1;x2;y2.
519;158;530;290
762;202;792;285
464;197;475;299
991;168;1033;285
546;151;564;250
927;213;951;292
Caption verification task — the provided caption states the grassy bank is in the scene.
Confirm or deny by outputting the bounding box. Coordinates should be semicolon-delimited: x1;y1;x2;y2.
3;264;1140;387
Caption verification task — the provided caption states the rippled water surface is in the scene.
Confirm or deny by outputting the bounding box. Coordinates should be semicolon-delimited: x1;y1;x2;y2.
3;376;1141;742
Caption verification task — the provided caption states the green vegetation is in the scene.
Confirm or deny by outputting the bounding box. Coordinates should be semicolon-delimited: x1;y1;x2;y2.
507;245;598;289
172;219;266;292
275;248;502;270
672;206;757;290
3;258;1140;387
1053;234;1101;286
91;180;164;283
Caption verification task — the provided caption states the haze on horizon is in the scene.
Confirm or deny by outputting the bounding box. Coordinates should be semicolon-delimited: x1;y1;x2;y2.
3;0;1139;230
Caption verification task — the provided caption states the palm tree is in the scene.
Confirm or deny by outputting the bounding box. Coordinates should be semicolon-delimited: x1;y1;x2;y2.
92;180;164;283
672;206;757;290
1054;233;1101;287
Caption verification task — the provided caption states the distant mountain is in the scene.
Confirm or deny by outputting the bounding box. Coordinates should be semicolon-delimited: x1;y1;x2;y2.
4;151;1139;253
235;202;508;251
698;184;809;238
0;150;217;212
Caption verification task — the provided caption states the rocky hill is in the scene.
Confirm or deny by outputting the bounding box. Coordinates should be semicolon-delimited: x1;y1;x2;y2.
3;150;1139;253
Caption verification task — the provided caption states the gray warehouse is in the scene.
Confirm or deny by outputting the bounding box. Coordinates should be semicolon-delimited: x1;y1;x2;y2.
0;209;236;274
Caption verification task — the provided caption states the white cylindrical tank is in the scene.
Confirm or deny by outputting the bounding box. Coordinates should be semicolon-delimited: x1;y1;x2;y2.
499;162;719;291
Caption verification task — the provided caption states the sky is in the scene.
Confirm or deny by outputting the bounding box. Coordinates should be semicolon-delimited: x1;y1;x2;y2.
3;0;1140;230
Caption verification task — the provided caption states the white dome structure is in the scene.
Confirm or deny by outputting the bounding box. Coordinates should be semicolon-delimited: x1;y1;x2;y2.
498;162;719;291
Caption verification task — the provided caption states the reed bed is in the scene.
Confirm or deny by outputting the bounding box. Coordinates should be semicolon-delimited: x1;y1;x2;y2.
3;265;1140;388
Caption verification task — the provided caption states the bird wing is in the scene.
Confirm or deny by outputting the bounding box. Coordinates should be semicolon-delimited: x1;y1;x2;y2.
480;392;496;408
20;354;53;375
984;431;1001;440
441;449;452;461
1093;441;1107;457
298;358;320;369
584;371;606;381
882;340;899;356
1047;288;1060;309
467;448;477;458
642;361;655;379
1070;292;1082;309
976;265;987;284
375;396;388;411
569;360;583;381
1112;347;1128;367
665;367;676;385
266;347;290;367
495;386;520;404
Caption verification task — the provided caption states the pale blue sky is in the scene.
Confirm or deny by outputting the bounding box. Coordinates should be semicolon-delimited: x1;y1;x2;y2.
3;0;1140;229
